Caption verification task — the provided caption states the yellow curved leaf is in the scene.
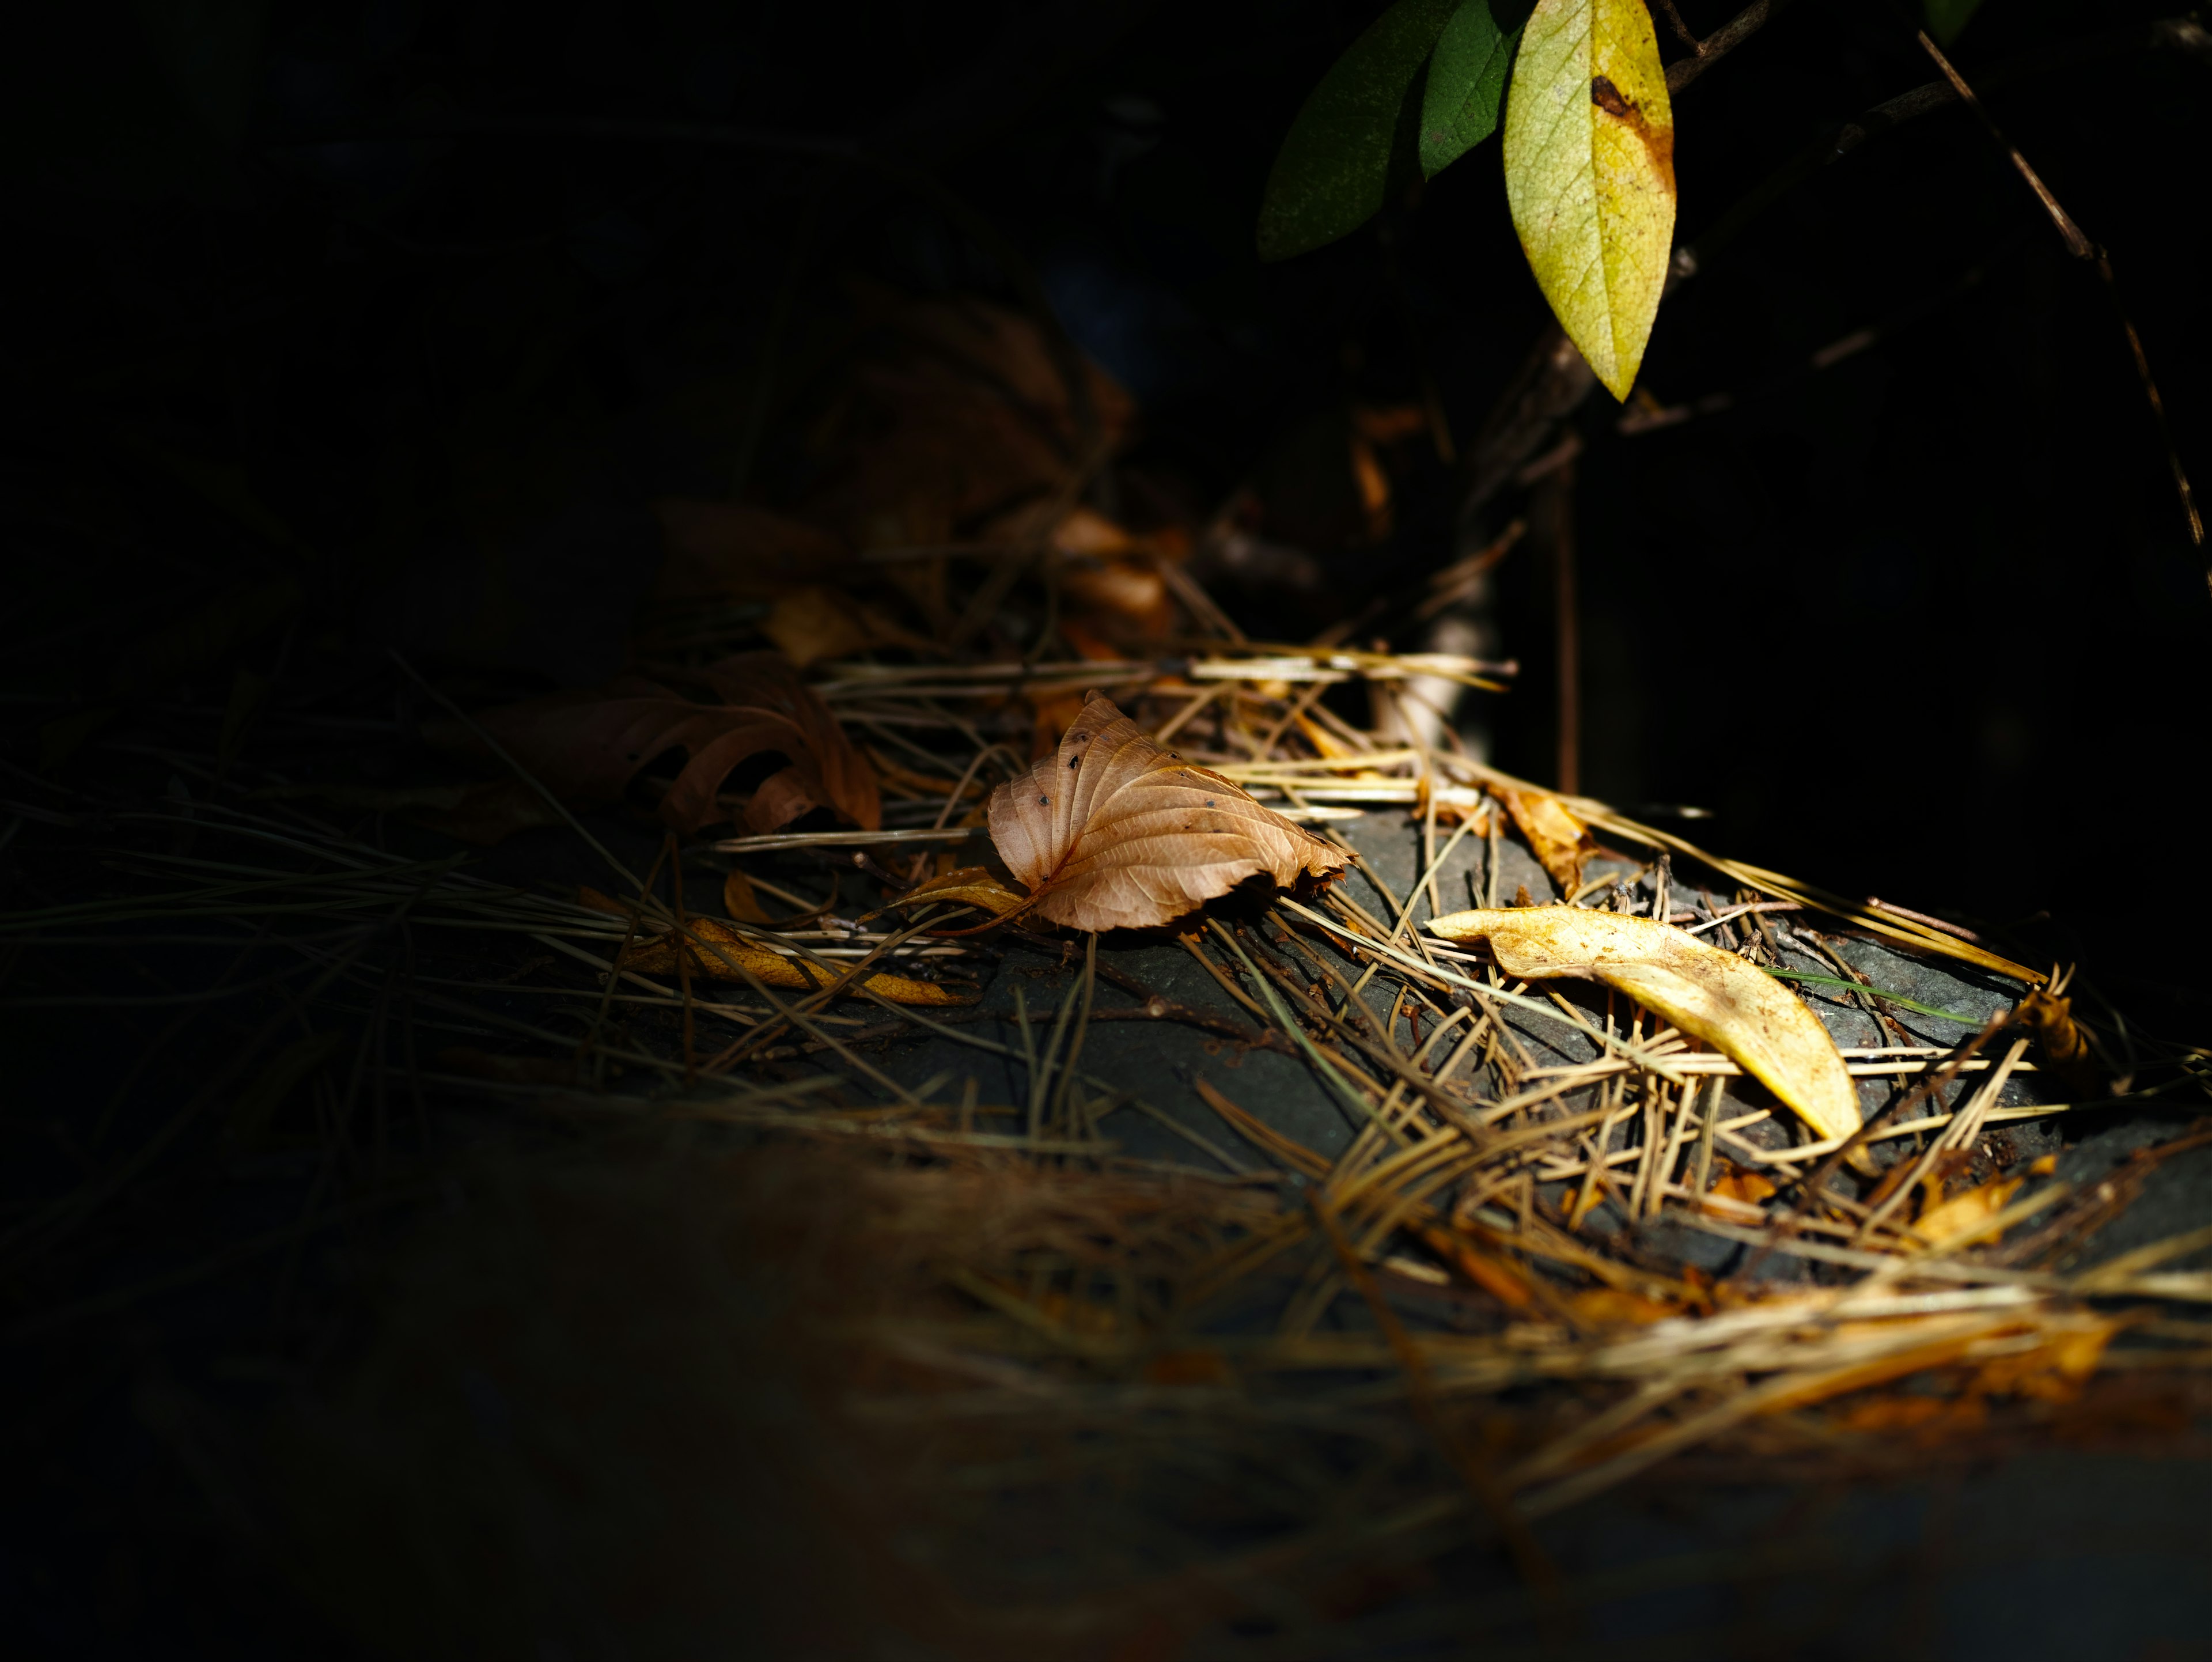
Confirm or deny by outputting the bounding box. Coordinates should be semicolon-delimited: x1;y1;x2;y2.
1502;0;1676;400
869;866;1028;922
1427;906;1859;1142
618;915;967;1006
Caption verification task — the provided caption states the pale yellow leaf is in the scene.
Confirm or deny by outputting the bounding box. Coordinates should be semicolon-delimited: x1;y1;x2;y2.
1502;0;1676;400
1915;1175;2025;1246
1427;905;1860;1141
988;691;1351;932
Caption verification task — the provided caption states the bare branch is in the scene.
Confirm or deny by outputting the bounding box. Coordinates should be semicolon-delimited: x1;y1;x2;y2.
1665;1;1784;94
1918;31;2203;550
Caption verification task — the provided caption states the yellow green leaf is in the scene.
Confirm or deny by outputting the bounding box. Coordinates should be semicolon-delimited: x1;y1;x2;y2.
1419;1;1525;179
1501;0;1676;400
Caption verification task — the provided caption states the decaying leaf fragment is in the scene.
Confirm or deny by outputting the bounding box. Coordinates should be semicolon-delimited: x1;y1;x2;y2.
578;889;964;1006
989;692;1351;932
871;866;1027;923
1495;787;1595;892
1502;0;1676;399
1914;1174;2025;1247
2014;983;2099;1098
1427;905;1861;1142
428;652;878;838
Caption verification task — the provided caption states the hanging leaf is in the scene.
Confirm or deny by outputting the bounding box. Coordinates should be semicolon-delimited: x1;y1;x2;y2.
428;653;878;838
1501;0;1676;399
1923;0;1986;47
1426;906;1862;1141
1419;1;1526;178
988;692;1350;932
1257;0;1462;262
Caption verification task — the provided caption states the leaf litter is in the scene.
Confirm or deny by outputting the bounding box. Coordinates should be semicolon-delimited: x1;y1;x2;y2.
10;279;2212;1653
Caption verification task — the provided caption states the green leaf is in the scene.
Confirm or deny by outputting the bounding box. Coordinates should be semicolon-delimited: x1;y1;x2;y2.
1922;0;1986;47
1501;0;1677;400
1419;1;1527;179
1257;0;1463;262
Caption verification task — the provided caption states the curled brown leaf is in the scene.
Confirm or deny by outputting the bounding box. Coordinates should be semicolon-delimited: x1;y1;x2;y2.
987;691;1350;933
426;653;878;838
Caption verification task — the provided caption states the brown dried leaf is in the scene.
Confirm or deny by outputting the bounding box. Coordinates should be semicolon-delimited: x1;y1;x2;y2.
619;915;966;1006
2016;985;2099;1097
1495;787;1595;893
722;868;773;925
762;586;933;669
427;653;878;838
650;501;852;601
987;691;1350;933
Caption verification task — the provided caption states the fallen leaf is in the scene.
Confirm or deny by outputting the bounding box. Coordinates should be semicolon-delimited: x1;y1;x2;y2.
1570;1287;1679;1325
1967;1318;2116;1402
802;285;1132;552
1059;556;1175;638
872;866;1027;923
762;586;932;669
1914;1175;2025;1247
428;652;878;837
988;692;1351;932
1414;1225;1538;1309
722;868;773;925
650;501;851;601
620;915;967;1005
1495;787;1594;892
2014;985;2099;1098
1502;0;1676;399
1425;906;1862;1142
1709;1169;1777;1206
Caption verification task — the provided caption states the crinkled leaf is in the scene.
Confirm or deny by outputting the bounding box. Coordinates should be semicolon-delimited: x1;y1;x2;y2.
988;692;1350;932
1502;0;1676;399
426;652;878;838
1419;0;1526;177
1427;905;1862;1141
1495;786;1594;892
1257;0;1461;261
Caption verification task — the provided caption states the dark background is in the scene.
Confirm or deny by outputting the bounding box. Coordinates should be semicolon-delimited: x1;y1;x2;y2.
4;5;2211;1653
7;0;2207;1029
